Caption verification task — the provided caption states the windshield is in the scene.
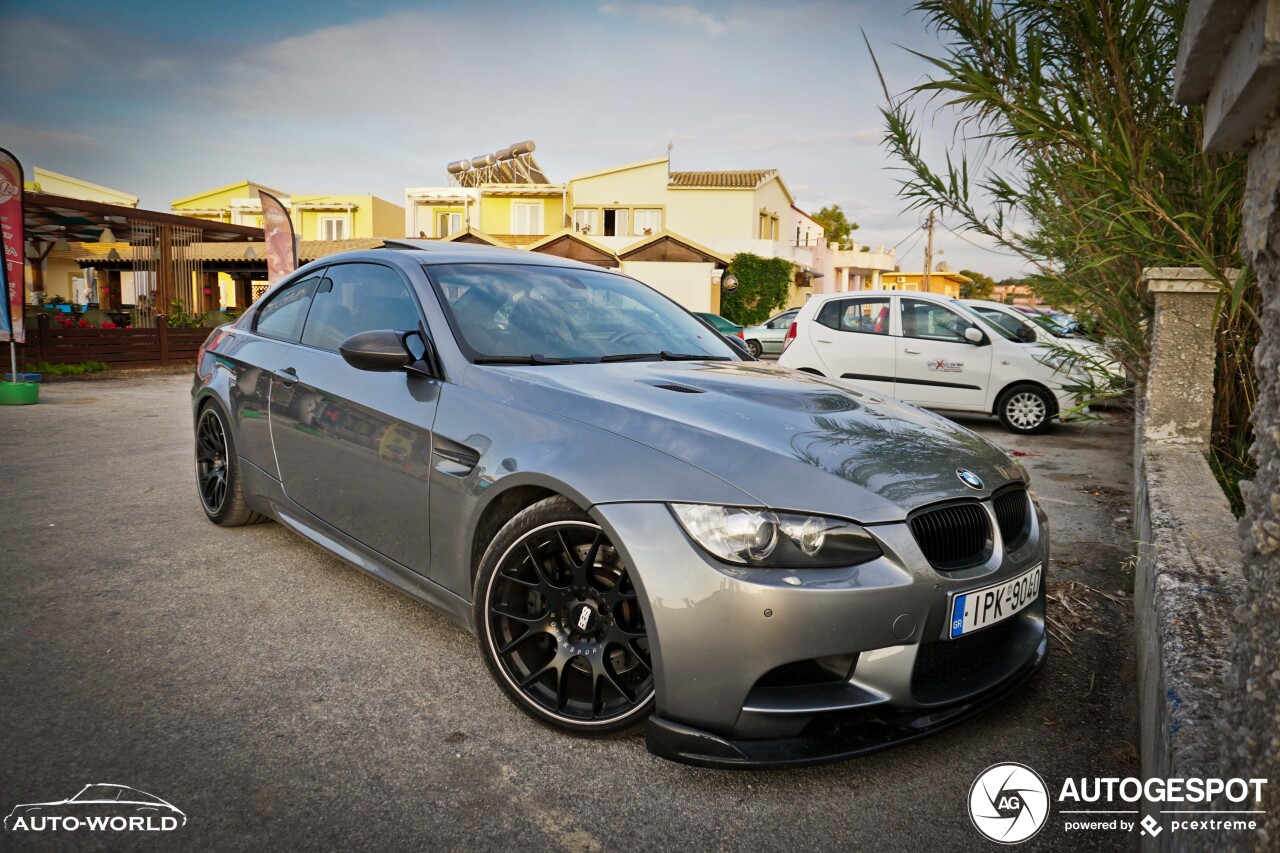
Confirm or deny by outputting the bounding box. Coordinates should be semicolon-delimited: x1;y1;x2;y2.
968;305;1033;342
425;263;739;363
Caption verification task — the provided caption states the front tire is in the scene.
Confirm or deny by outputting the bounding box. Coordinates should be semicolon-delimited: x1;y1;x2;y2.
747;339;763;358
996;384;1055;434
195;404;267;526
474;497;655;734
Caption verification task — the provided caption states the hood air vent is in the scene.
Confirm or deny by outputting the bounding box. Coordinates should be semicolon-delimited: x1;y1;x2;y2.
649;383;705;394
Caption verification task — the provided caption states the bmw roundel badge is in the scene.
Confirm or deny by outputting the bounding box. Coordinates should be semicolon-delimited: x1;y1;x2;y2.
956;469;984;490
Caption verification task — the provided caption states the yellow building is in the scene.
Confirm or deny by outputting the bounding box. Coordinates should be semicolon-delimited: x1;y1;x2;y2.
170;181;404;240
876;270;972;300
25;167;139;207
171;181;405;307
23;168;138;305
405;151;823;313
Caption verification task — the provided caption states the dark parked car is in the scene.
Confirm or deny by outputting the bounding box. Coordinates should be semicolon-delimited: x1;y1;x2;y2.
192;242;1047;767
693;311;745;340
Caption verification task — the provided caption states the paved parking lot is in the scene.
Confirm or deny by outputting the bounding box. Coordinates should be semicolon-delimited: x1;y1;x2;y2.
1;374;1137;851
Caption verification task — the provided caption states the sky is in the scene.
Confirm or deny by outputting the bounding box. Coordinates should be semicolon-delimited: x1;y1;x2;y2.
0;0;1028;278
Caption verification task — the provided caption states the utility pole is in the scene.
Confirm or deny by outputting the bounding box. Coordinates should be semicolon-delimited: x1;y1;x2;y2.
923;209;935;293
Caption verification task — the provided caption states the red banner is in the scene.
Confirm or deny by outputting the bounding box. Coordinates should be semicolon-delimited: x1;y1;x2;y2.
0;147;24;344
257;190;296;287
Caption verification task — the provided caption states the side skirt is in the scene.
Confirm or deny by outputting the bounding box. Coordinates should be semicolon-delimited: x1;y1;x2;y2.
239;456;475;632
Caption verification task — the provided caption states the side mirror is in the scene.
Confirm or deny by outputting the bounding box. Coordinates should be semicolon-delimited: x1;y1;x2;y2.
964;326;985;345
339;330;417;372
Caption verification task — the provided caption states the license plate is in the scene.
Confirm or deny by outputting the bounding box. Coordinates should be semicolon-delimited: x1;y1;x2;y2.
948;564;1042;639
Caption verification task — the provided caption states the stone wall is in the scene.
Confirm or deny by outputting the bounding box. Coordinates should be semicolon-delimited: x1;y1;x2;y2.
1174;1;1280;849
1133;272;1246;853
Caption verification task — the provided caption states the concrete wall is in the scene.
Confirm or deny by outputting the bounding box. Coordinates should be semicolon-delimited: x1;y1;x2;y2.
569;159;668;206
1174;4;1280;847
1132;271;1246;852
620;261;714;313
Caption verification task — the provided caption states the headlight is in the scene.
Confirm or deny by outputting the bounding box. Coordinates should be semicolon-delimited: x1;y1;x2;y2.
670;504;882;567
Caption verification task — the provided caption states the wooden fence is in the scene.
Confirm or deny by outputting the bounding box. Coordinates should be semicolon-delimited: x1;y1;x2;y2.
2;314;214;372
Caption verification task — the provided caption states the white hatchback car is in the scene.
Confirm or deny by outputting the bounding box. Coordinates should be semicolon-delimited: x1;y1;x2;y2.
778;290;1084;434
959;298;1125;383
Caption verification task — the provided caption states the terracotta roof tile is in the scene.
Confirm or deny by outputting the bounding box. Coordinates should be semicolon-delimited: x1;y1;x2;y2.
667;169;777;189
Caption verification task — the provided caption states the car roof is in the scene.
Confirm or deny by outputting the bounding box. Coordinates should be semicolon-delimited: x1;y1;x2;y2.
960;299;1016;309
299;240;611;273
806;289;950;302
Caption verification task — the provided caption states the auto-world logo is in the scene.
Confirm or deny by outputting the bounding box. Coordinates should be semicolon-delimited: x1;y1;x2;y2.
5;784;185;833
969;763;1051;844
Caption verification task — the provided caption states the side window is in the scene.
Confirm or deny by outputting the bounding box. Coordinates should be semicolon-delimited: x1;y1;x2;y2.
300;262;421;352
816;300;844;331
255;274;321;342
817;299;891;334
901;298;968;342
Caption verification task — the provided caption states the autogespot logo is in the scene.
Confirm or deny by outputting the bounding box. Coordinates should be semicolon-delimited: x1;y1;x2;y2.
969;763;1051;844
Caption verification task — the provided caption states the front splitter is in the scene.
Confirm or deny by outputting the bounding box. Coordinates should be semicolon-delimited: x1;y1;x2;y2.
645;633;1048;769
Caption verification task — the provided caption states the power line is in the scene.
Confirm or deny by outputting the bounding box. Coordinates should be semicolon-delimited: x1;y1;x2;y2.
892;220;926;250
896;226;925;261
938;219;1020;257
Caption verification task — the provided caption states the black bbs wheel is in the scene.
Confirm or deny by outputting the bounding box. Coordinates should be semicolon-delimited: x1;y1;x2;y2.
195;404;265;526
475;497;654;732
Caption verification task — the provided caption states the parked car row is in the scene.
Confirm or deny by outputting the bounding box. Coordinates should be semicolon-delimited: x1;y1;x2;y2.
193;245;1049;768
778;289;1096;434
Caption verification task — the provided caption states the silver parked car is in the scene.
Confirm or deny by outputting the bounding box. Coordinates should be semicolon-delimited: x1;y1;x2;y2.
192;242;1048;767
742;308;799;357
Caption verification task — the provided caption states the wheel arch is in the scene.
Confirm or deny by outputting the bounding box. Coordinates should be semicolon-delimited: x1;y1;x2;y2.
467;477;592;583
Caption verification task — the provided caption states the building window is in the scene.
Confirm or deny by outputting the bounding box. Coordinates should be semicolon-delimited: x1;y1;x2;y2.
603;208;630;237
573;208;598;235
320;216;347;241
633;209;661;236
512;202;543;235
436;211;462;237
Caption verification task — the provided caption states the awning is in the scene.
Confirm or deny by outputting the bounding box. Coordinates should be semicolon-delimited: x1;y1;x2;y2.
25;192;262;244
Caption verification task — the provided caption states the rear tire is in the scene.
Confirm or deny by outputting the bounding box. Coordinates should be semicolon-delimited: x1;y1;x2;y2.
474;496;654;734
996;384;1055;434
195;403;267;526
747;339;763;358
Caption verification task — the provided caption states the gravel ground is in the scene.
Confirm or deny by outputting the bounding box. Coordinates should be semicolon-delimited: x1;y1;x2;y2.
0;375;1137;852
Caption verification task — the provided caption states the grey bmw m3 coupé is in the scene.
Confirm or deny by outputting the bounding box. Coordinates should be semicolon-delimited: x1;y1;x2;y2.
192;241;1047;767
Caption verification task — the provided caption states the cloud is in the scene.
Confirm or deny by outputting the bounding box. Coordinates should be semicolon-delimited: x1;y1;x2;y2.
731;130;884;152
598;3;735;36
2;1;1030;278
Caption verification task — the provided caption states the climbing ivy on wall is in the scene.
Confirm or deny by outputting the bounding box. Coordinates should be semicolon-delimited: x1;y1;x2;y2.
718;253;794;326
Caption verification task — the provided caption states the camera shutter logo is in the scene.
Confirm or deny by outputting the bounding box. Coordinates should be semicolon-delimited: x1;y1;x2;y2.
968;763;1050;844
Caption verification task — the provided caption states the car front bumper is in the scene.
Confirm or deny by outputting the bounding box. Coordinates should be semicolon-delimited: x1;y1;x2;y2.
590;499;1049;768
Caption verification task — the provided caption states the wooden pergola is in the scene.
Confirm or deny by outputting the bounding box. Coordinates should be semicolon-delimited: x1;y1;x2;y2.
25;192;263;312
79;239;383;308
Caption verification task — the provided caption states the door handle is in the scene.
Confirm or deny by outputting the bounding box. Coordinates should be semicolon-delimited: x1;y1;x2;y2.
274;366;299;387
903;348;921;354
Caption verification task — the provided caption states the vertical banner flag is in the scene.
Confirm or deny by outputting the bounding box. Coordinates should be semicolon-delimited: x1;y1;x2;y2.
257;190;296;287
0;146;25;344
